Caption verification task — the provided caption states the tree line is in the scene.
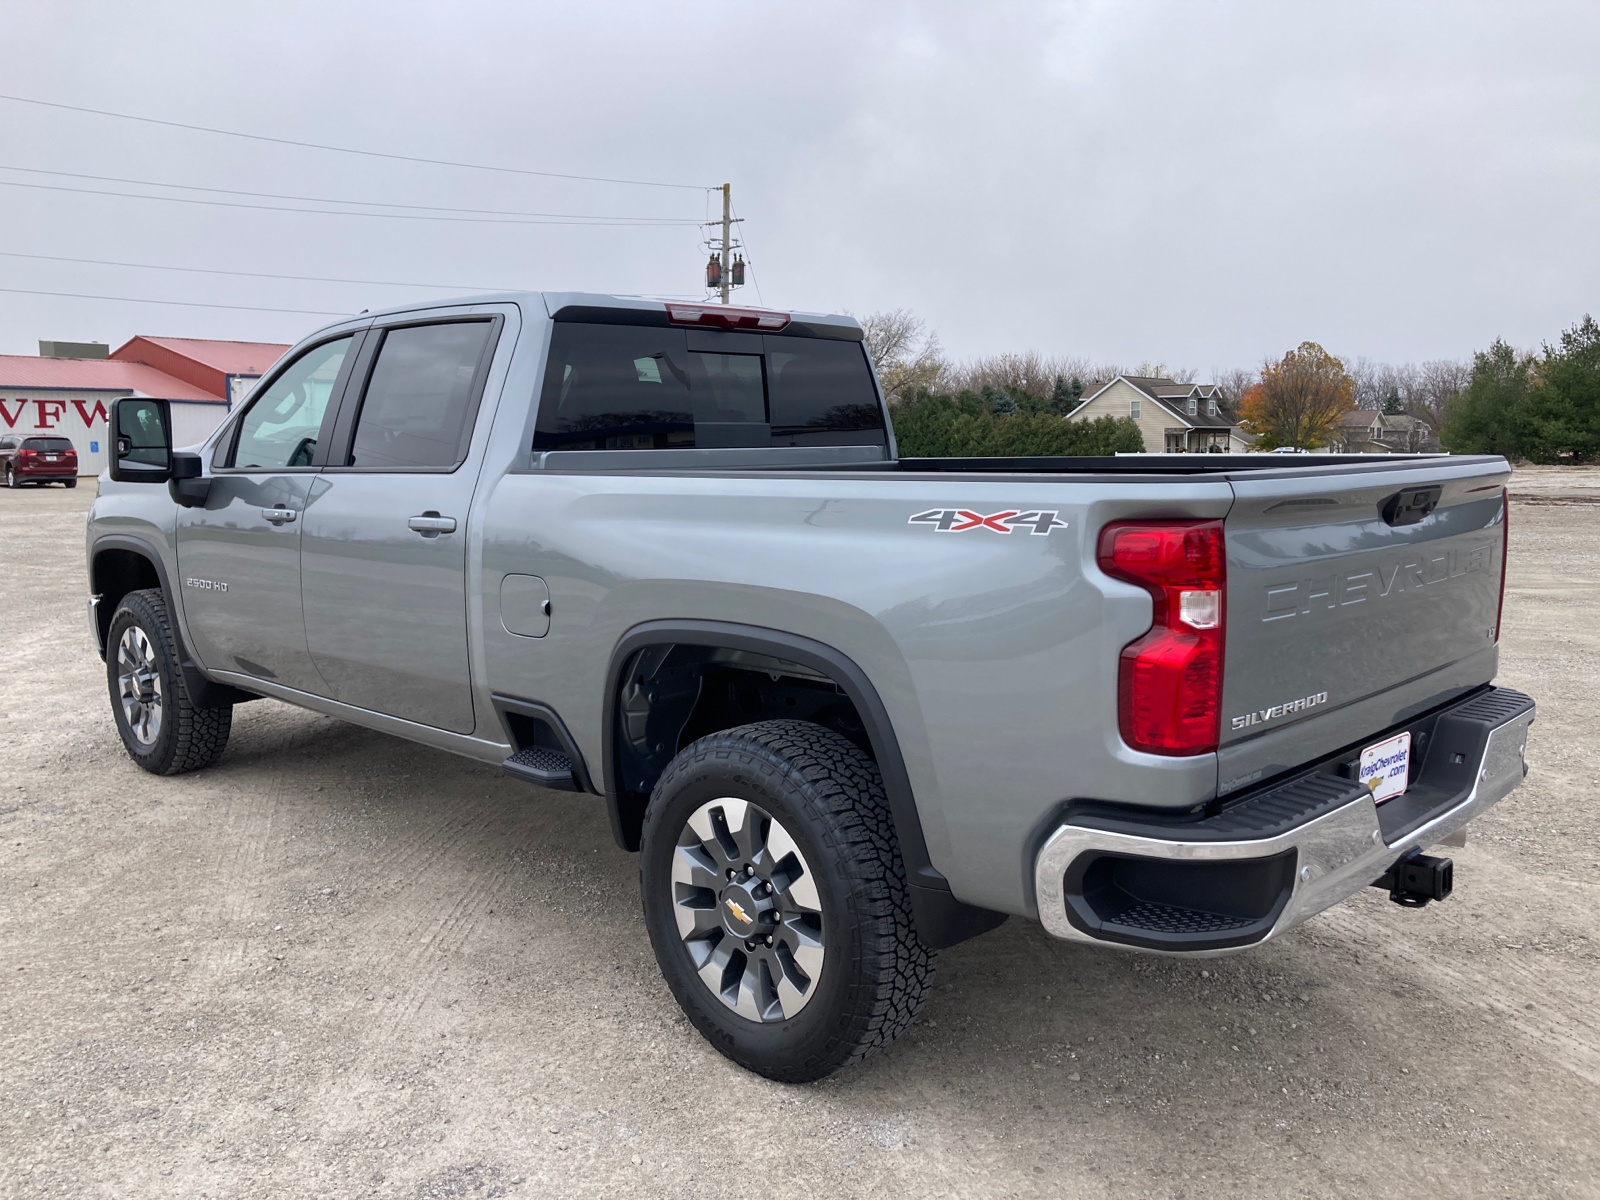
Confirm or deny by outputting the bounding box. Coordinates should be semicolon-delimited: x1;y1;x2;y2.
864;308;1600;462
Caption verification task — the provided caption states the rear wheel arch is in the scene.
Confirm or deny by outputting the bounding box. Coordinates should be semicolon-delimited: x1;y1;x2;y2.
602;620;1006;949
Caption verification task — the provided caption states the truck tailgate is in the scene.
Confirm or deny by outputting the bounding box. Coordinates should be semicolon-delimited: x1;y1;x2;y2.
1217;457;1510;796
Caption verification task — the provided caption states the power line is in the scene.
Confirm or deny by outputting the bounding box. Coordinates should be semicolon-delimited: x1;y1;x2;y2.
0;286;347;316
0;178;703;227
0;164;696;223
0;93;711;191
730;200;766;307
0;250;511;292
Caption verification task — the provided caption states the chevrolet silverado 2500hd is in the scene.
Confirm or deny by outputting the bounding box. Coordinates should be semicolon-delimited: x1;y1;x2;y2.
86;293;1533;1081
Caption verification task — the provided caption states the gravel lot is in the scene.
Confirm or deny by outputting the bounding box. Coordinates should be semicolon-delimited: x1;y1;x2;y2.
2;476;1597;1199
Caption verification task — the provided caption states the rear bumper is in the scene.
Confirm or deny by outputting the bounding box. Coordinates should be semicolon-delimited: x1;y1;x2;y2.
1033;686;1535;955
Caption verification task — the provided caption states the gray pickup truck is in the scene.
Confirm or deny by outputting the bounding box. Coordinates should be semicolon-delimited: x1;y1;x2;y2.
85;292;1533;1081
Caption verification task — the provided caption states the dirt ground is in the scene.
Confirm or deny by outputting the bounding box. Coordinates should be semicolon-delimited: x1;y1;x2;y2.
2;473;1597;1200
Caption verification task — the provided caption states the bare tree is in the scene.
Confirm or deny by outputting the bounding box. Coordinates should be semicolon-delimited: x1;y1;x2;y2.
857;310;947;404
1411;359;1471;433
1211;366;1255;419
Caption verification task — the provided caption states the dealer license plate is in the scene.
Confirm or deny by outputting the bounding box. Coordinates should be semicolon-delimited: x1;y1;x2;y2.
1360;731;1411;804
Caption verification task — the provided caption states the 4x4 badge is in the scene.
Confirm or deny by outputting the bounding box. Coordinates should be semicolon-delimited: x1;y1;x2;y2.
908;509;1068;535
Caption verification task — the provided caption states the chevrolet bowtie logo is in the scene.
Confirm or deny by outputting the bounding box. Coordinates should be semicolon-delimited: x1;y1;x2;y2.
724;898;751;925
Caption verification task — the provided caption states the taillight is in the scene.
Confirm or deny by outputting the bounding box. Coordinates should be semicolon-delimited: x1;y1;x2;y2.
18;449;36;459
665;302;790;331
1495;486;1508;643
1097;520;1226;755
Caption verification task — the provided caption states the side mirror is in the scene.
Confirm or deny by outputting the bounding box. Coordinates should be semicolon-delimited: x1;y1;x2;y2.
109;398;172;483
168;451;212;508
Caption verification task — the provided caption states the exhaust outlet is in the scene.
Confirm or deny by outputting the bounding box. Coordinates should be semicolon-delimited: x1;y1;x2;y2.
1373;852;1453;908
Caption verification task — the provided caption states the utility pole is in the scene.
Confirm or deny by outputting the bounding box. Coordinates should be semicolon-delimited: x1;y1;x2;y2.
702;183;745;303
719;182;732;305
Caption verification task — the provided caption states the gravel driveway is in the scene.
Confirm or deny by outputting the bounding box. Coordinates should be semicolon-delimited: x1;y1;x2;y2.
3;481;1597;1199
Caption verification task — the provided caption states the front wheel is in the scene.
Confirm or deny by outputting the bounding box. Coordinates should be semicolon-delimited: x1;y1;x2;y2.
106;588;232;774
5;464;16;489
640;720;933;1082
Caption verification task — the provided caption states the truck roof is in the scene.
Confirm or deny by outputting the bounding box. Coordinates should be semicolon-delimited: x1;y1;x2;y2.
348;290;863;336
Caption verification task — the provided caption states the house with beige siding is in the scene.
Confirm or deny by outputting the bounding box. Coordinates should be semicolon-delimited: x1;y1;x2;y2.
1068;375;1256;453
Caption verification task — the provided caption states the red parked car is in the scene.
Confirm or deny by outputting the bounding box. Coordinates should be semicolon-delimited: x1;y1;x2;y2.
1;435;79;487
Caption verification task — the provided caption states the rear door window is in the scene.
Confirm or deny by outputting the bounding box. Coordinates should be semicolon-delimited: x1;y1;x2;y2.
534;324;695;450
534;322;884;451
344;321;497;470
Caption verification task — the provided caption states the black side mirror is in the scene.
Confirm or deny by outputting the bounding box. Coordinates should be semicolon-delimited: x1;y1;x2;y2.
108;397;173;483
168;451;212;508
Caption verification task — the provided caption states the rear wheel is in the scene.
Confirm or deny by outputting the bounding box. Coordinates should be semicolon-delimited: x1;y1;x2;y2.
65;477;78;489
106;588;232;774
640;720;933;1082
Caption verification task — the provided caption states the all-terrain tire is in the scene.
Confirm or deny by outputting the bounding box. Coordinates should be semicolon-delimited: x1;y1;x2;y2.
106;588;232;774
640;720;934;1082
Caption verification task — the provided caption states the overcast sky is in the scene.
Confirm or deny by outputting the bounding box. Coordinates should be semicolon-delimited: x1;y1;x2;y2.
2;1;1596;374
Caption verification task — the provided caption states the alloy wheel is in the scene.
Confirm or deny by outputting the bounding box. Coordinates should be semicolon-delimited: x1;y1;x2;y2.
117;626;164;745
671;796;825;1021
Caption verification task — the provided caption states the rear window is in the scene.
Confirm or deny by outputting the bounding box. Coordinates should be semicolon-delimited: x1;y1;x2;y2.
23;437;73;451
533;323;883;451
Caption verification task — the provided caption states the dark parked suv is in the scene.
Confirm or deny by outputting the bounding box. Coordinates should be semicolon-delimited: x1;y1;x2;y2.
1;435;78;487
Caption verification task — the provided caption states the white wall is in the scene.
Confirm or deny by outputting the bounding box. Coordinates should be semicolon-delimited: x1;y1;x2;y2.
171;401;230;456
0;391;230;475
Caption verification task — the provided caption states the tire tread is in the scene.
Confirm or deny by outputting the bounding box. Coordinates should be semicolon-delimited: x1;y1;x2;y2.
646;719;934;1080
111;588;231;775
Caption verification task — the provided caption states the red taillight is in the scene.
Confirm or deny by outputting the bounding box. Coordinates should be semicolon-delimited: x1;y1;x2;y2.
665;302;790;331
18;449;37;459
1098;520;1226;756
1495;486;1508;643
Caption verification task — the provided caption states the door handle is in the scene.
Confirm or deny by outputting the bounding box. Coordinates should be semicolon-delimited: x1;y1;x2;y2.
262;507;297;525
408;513;457;537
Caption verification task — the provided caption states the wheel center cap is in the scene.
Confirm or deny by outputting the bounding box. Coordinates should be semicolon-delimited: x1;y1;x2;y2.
718;877;773;939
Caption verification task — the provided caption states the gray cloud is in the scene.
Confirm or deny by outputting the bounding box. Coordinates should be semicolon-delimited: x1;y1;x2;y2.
2;1;1595;371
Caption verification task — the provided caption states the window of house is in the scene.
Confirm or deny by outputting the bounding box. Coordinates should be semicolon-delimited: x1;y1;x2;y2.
1130;398;1141;420
1208;399;1218;416
1187;398;1198;416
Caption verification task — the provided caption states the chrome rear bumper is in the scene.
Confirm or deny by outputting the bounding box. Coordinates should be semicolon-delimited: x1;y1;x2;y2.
1034;688;1534;955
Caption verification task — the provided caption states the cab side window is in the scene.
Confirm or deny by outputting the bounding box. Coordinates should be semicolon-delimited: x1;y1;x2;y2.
344;321;496;470
230;336;353;470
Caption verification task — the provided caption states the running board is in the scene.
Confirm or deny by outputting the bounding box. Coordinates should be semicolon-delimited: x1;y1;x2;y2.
502;745;580;791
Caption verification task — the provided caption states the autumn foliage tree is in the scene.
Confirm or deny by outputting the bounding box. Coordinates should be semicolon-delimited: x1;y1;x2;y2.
1239;342;1356;449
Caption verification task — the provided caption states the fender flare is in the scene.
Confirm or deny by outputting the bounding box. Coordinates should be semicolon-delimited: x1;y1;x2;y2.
90;534;260;709
602;619;1005;948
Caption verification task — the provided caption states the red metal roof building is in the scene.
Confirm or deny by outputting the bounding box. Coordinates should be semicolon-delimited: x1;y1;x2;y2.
0;335;290;476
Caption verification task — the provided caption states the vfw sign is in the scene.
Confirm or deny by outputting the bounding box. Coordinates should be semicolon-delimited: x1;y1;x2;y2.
0;395;114;474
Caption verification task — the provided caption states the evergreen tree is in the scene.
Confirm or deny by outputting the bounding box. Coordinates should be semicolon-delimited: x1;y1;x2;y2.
1381;387;1405;416
1049;374;1085;415
1523;315;1600;463
888;392;1143;456
1440;339;1531;458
